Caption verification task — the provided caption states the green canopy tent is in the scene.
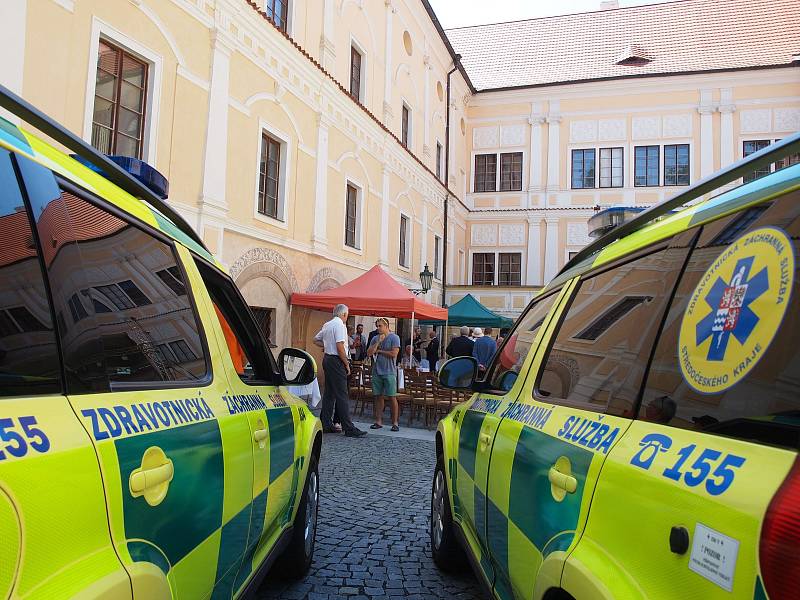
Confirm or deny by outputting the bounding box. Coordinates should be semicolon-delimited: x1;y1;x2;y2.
420;293;513;328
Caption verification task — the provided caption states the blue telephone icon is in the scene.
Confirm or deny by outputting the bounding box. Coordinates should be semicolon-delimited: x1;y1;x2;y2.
630;433;673;470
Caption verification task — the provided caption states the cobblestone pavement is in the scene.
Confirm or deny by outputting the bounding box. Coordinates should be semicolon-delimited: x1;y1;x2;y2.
258;432;486;600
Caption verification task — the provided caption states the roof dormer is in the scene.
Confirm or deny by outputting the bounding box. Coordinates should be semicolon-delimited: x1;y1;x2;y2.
615;44;653;66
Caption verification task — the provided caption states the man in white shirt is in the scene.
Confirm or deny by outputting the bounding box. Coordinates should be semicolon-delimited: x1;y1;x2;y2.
313;304;366;437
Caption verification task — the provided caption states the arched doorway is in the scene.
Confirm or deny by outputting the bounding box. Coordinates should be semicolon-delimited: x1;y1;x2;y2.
229;248;299;353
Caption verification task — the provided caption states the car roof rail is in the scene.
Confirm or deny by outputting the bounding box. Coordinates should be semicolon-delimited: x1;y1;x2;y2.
560;131;800;275
0;83;207;251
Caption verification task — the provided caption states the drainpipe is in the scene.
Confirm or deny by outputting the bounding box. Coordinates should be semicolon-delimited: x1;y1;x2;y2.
442;56;460;309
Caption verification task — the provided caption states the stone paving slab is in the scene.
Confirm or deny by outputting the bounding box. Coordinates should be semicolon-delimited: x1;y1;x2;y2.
257;433;485;600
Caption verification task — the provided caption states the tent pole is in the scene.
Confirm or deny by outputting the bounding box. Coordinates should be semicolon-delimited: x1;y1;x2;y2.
411;311;415;368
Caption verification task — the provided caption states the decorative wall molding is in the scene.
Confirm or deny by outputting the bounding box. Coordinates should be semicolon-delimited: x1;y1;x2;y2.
662;114;692;138
740;108;771;133
471;224;498;246
569;120;598;143
473;126;499;149
229;247;300;298
500;124;526;147
632;116;661;140
774;107;800;133
499;223;525;246
307;266;346;292
567;222;591;246
598;118;626;141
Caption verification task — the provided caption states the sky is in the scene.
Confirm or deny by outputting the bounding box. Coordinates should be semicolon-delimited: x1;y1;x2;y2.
428;0;677;29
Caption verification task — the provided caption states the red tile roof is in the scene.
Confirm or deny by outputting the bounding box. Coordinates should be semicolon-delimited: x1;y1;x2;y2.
445;0;800;91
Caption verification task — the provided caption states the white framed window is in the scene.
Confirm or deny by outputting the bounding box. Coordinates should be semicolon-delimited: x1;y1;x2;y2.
253;120;291;228
349;36;367;105
436;141;443;180
263;0;291;34
472;151;525;193
599;147;624;188
344;180;364;252
83;18;163;164
401;102;411;149
628;141;694;188
469;249;524;286
742;138;800;183
399;212;411;269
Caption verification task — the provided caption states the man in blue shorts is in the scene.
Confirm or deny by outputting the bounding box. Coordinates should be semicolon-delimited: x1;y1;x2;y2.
367;317;401;431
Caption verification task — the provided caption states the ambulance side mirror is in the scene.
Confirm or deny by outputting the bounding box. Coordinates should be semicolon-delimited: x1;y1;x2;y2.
438;357;478;390
278;348;317;386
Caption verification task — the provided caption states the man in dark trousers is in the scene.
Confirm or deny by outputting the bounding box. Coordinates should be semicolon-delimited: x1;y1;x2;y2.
446;326;475;358
313;304;366;437
425;329;440;368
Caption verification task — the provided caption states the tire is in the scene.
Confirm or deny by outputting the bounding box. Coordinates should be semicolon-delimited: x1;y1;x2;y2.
430;453;467;572
274;454;319;579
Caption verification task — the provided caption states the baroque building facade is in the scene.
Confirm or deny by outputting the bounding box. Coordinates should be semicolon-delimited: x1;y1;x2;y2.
2;0;798;352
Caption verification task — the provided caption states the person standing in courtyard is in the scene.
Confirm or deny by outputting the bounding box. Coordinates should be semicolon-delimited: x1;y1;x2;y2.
425;329;440;368
446;326;475;358
472;327;497;373
350;323;367;361
367;317;401;431
313;304;366;437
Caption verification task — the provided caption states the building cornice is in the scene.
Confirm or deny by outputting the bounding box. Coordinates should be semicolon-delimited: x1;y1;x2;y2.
468;66;800;106
471;64;799;96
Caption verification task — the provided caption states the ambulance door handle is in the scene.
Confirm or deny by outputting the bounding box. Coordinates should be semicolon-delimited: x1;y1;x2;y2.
548;466;577;494
253;428;268;448
130;461;174;494
479;433;491;450
129;447;174;506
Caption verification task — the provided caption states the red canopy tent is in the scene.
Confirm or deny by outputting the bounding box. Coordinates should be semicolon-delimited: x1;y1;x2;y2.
290;265;447;321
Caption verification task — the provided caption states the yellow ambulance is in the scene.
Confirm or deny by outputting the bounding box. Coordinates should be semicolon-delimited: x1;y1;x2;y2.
0;85;321;599
433;132;800;600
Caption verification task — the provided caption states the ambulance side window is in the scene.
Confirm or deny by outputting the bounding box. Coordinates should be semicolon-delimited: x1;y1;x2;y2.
0;150;61;396
487;290;559;392
534;240;693;416
195;258;276;384
15;155;209;392
642;193;800;449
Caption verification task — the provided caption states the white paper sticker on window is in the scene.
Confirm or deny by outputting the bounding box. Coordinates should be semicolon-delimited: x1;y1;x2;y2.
689;523;739;592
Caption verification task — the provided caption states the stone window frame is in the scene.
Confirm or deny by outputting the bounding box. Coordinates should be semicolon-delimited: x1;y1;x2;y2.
82;18;163;165
253;119;292;229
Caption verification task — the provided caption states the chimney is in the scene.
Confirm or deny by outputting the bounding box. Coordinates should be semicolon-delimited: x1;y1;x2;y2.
600;0;619;9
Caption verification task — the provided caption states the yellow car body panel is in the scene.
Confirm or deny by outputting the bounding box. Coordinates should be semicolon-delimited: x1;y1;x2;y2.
0;109;320;599
437;162;800;600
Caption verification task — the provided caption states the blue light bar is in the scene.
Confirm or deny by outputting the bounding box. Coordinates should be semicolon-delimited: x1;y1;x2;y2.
70;154;169;199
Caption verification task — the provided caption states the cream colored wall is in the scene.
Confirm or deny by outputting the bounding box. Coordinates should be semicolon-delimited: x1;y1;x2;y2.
19;0;798;335
464;70;800;292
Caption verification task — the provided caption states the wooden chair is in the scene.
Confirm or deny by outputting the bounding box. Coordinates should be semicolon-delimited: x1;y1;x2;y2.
432;380;456;422
393;369;413;425
359;369;373;417
405;376;429;427
348;363;364;415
